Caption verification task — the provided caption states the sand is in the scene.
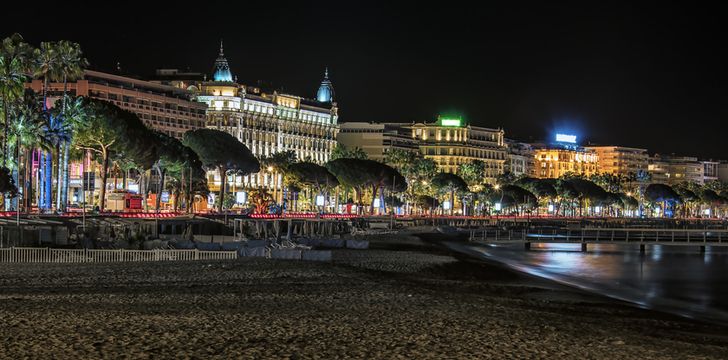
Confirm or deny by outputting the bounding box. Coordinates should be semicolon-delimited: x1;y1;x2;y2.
0;232;727;359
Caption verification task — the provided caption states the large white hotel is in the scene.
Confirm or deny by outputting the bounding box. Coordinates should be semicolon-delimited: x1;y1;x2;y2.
192;43;339;192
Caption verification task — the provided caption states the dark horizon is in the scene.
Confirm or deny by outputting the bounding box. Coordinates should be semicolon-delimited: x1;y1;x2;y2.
4;2;727;159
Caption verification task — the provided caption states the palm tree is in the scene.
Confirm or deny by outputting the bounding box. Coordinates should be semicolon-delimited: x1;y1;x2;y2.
55;41;88;210
0;34;33;167
10;91;46;211
42;108;72;212
33;42;61;211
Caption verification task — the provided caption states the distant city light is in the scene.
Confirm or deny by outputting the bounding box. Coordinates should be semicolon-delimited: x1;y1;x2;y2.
555;133;577;143
548;204;554;213
443;200;452;210
494;202;502;211
316;195;325;206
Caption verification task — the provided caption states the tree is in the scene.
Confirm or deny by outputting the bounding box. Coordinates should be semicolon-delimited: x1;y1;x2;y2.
74;100;159;211
516;177;557;204
457;160;486;190
183;129;259;212
286;162;339;211
55;40;88;210
326;158;405;214
0;167;17;198
259;150;297;204
413;195;439;215
431;172;468;215
330;144;367;160
561;177;608;216
9;90;45;211
501;184;538;214
0;33;33;168
152;132;190;212
644;183;681;217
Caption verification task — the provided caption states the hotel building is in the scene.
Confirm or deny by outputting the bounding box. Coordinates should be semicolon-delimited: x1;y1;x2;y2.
505;140;535;177
648;155;704;185
337;122;420;162
701;160;720;184
27;70;208;139
26;69;209;207
532;146;599;179
585;146;649;178
338;117;507;184
194;43;339;192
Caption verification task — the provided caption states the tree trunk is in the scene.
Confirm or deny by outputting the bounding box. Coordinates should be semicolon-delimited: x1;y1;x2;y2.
43;151;53;211
155;167;166;213
55;144;62;211
218;165;227;212
2;88;9;168
99;151;110;212
450;189;455;216
23;148;32;210
60;141;70;211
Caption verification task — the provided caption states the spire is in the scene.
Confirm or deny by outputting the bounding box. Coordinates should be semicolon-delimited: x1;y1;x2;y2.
317;67;334;103
212;40;233;82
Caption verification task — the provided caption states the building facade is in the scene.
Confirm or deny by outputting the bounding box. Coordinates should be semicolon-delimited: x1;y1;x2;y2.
532;146;599;178
505;140;535;177
718;162;728;183
27;70;208;139
585;146;649;177
194;43;339;192
337;122;420;162
337;117;507;183
26;69;209;208
648;155;704;185
702;160;720;184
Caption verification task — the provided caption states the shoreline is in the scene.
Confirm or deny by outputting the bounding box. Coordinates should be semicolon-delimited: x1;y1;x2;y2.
1;230;727;358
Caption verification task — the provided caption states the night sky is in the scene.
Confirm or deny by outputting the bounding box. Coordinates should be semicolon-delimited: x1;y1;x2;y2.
4;2;727;159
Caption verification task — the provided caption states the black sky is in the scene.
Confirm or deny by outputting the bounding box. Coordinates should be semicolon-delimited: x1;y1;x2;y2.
4;2;727;159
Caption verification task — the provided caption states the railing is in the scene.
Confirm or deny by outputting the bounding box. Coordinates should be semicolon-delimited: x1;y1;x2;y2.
0;247;237;263
470;227;728;245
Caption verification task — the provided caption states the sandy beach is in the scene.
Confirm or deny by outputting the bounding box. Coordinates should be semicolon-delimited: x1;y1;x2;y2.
1;232;727;359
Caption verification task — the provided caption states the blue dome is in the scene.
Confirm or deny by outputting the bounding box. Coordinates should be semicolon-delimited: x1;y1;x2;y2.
316;68;334;102
212;41;234;82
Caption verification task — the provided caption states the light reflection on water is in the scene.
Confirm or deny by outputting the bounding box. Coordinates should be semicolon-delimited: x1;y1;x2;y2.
462;242;728;324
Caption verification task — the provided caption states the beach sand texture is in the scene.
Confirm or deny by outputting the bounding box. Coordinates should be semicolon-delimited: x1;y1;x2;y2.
1;235;727;359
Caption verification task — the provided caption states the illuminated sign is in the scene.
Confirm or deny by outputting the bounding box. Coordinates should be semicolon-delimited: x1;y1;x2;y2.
438;116;463;127
555;134;577;143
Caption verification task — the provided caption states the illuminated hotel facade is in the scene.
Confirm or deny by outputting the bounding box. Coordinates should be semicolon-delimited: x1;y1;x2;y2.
585;146;649;178
194;44;339;192
532;135;599;178
26;70;208;207
27;70;208;139
338;117;507;184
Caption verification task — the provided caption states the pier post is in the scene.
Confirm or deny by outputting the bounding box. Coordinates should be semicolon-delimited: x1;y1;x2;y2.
524;242;531;250
581;243;587;252
639;244;645;254
700;245;706;254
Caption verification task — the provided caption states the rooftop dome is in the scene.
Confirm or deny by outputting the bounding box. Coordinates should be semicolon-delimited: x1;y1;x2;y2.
316;68;334;103
212;41;234;82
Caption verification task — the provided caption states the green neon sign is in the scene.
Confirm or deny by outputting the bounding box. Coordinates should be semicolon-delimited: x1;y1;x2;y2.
439;117;462;127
